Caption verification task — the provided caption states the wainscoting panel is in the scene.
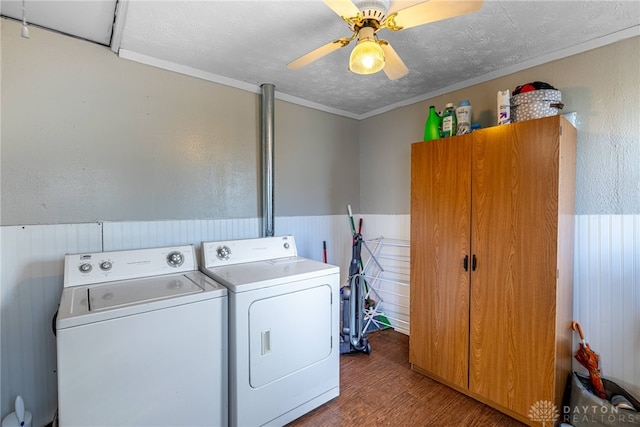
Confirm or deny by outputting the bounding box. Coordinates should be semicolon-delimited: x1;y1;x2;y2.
102;218;261;252
0;224;102;426
359;214;411;241
275;215;353;275
0;216;355;425
360;237;410;335
359;215;411;334
574;215;640;398
103;216;354;282
2;214;637;426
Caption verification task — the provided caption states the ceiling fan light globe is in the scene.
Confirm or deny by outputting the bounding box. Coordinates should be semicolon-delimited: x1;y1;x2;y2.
349;39;385;75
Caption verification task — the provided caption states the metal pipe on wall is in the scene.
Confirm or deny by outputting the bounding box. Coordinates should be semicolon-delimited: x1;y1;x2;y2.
260;83;275;237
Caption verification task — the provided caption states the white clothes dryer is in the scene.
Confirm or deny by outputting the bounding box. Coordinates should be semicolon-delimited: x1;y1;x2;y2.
200;236;340;427
56;245;228;427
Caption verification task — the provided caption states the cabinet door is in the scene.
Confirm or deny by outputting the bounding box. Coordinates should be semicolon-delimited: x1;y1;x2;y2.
469;119;560;414
410;136;472;389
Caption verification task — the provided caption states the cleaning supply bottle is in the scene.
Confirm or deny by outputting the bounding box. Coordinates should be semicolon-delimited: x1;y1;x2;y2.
441;103;457;137
423;106;442;141
497;90;511;125
456;100;472;134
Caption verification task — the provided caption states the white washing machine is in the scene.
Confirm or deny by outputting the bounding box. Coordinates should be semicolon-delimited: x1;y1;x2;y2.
200;236;340;427
56;245;228;427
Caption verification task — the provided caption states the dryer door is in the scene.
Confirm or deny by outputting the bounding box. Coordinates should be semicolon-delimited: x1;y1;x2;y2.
249;284;332;388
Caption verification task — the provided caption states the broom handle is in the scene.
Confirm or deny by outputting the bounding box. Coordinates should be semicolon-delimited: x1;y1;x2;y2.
347;205;356;234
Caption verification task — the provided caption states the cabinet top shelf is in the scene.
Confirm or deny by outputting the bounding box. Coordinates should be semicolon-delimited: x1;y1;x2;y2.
412;114;575;145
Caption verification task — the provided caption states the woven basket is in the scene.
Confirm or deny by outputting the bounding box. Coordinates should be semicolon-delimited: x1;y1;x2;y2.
510;89;564;123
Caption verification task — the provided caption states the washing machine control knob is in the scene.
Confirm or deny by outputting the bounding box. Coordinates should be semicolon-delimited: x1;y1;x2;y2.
216;245;231;260
167;251;184;267
284;242;290;249
99;261;112;271
79;263;92;273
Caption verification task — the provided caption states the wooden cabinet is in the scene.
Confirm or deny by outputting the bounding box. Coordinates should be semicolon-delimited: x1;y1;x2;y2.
410;115;576;426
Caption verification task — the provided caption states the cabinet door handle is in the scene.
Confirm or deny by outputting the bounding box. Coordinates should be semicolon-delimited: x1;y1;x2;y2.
463;255;469;271
472;254;477;271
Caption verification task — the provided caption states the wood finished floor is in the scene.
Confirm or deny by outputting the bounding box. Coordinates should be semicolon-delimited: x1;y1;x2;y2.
286;329;527;427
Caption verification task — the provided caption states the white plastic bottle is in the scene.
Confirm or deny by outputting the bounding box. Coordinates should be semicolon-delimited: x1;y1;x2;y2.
456;100;472;134
497;90;511;125
441;103;457;137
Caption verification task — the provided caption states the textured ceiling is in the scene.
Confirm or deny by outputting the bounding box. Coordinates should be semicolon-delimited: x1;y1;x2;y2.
3;1;639;119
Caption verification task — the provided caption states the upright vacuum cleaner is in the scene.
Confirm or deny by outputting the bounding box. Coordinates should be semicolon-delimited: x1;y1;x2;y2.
340;231;372;354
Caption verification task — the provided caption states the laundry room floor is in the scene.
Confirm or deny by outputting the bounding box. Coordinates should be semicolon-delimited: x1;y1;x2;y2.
286;328;527;426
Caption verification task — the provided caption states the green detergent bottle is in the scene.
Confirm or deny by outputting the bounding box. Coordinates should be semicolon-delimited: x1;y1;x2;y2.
423;106;442;141
441;103;457;137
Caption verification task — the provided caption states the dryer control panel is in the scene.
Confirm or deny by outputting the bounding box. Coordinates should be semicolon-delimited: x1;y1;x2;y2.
202;236;297;268
64;245;197;287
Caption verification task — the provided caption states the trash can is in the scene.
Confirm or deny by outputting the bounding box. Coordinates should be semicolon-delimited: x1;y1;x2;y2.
1;410;32;427
2;396;32;427
564;372;640;426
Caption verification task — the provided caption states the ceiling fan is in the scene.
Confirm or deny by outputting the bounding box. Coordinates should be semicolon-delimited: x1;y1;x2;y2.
287;0;483;80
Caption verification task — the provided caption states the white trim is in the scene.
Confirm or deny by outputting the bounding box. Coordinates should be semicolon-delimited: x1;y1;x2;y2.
118;49;362;119
119;25;639;120
359;25;640;119
110;0;129;54
274;92;360;120
118;49;262;93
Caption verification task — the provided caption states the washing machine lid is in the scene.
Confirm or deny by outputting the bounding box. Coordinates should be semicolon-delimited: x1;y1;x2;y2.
201;256;339;293
57;271;226;329
89;273;202;311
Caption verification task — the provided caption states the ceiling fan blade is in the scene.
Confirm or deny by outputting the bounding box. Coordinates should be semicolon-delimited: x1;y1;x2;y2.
323;0;360;20
388;0;483;31
287;38;351;70
388;0;427;15
380;42;408;80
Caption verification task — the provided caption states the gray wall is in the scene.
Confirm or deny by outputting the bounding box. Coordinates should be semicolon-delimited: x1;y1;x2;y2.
1;19;359;226
361;36;640;215
3;20;638;225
